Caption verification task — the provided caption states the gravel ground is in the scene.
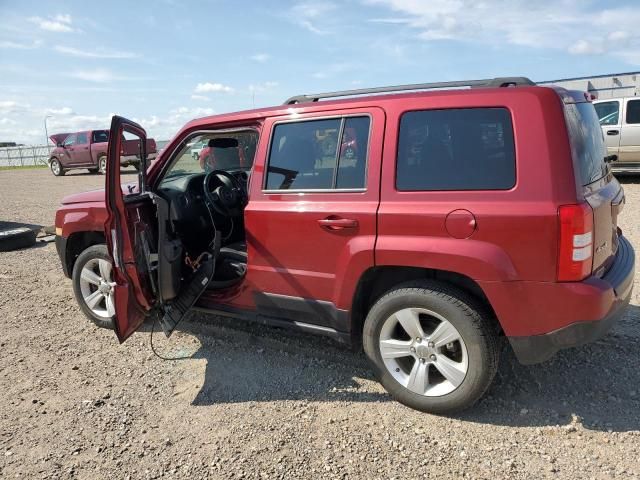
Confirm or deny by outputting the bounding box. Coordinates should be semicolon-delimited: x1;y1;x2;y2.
1;168;639;479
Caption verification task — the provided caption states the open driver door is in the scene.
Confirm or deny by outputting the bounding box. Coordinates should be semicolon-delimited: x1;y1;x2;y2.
104;115;215;342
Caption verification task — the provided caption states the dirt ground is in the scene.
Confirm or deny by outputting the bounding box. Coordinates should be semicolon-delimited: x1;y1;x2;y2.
1;168;639;479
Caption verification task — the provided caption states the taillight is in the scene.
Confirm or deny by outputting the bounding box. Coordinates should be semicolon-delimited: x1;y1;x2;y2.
557;203;594;281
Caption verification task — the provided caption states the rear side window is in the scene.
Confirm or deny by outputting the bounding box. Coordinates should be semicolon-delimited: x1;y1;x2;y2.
396;108;515;191
564;102;607;186
593;101;620;125
93;130;109;143
626;100;640;124
266;116;370;190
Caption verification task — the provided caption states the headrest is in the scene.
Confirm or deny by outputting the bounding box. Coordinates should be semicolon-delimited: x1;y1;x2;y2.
208;138;238;148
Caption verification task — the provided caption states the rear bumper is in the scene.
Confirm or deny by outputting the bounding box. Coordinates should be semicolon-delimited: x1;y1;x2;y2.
611;162;640;174
507;235;635;364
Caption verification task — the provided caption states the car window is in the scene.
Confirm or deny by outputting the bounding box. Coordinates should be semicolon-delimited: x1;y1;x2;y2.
593;101;620;126
626;99;640;124
63;134;77;147
76;132;88;145
564;102;608;186
396;108;516;191
93;130;109;143
266;116;370;190
160;130;259;184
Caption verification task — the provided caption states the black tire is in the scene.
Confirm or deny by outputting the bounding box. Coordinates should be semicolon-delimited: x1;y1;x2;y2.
0;227;37;252
363;280;500;414
50;158;65;176
97;155;107;174
72;244;115;330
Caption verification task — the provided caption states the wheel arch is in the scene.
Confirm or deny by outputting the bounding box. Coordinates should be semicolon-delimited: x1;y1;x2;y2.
350;266;501;343
64;231;106;277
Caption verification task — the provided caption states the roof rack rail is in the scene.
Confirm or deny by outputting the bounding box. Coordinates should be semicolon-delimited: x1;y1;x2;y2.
284;76;536;105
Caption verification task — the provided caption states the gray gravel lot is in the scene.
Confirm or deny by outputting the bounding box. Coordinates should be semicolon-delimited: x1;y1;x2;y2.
1;168;639;479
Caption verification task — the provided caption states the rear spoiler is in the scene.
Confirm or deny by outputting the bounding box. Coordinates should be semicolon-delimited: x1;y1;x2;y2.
49;133;71;146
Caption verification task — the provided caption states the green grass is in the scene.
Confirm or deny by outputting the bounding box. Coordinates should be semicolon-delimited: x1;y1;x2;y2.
0;164;48;171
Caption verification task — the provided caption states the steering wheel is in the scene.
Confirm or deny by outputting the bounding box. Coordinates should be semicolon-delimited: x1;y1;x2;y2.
203;170;247;217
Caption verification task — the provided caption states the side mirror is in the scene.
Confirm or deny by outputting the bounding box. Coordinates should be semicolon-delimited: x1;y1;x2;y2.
57;142;63;147
605;154;618;163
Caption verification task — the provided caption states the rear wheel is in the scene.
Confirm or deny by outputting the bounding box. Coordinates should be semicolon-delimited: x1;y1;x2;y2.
72;244;115;329
363;281;500;414
50;158;65;176
97;155;107;174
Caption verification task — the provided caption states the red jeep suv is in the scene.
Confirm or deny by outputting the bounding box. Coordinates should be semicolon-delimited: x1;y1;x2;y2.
54;77;635;413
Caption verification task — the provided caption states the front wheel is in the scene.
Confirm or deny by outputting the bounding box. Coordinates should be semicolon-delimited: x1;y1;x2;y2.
363;281;500;414
72;244;115;329
50;158;65;176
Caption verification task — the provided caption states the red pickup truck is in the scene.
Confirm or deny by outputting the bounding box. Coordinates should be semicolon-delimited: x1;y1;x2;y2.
48;130;157;176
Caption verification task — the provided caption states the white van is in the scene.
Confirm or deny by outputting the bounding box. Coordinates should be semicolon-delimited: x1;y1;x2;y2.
593;97;640;173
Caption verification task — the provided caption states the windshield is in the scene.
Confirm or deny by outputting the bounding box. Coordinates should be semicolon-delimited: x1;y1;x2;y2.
564;102;608;186
162;130;259;181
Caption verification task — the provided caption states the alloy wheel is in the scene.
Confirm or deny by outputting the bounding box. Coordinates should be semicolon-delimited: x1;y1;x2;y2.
78;258;115;318
379;307;468;397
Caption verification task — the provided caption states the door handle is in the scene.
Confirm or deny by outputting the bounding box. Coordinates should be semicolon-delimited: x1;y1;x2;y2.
607;130;619;136
318;217;358;230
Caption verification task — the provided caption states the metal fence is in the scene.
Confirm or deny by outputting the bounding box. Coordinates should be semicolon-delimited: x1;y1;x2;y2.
0;144;53;167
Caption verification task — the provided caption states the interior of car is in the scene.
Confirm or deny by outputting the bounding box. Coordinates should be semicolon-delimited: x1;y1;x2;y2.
154;129;259;297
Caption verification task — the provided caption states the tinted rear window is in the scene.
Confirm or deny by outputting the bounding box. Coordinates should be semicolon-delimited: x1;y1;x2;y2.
626;99;640;124
93;130;109;143
564;102;607;186
396;108;516;191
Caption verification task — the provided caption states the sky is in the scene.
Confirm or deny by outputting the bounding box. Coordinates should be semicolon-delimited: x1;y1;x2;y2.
1;0;640;144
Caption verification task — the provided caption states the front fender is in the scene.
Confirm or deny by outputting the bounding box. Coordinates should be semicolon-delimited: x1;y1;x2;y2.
55;202;107;238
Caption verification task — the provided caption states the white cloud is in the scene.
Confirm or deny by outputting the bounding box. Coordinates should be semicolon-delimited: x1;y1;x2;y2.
54;45;138;59
0;100;30;114
248;81;279;93
46;107;74;115
0;40;42;49
70;69;117;83
28;13;75;33
0;118;17;126
288;2;336;35
366;0;640;65
194;82;234;93
191;94;210;101
250;53;271;63
48;114;114;133
568;40;603;56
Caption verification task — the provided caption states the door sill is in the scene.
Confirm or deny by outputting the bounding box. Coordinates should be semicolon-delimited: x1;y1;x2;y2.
191;304;352;345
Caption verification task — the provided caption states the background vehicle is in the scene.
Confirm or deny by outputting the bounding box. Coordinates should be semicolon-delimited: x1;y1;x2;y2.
190;141;207;160
54;77;635;414
48;130;157;176
593;97;640;173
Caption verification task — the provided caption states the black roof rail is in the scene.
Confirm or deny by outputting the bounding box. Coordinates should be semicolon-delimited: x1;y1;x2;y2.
284;76;536;105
